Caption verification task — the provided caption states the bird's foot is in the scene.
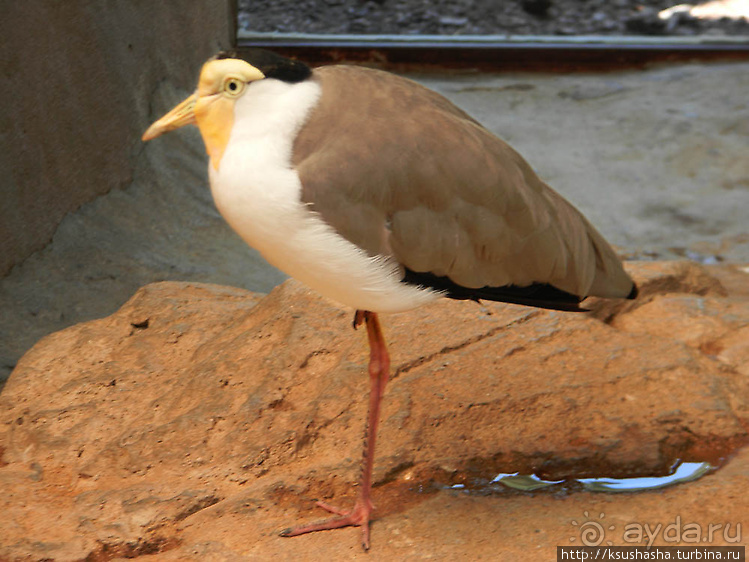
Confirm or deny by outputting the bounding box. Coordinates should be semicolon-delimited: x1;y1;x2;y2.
280;498;373;550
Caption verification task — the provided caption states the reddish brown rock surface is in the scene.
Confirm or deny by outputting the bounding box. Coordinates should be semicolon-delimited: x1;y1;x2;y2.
1;261;748;560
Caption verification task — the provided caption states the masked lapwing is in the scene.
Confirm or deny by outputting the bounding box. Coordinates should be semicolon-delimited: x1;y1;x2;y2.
142;49;637;550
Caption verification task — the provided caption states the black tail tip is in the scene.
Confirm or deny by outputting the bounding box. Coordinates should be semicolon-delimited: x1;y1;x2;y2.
627;282;639;300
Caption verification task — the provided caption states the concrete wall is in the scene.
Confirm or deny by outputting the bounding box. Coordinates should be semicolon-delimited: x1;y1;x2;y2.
0;1;235;276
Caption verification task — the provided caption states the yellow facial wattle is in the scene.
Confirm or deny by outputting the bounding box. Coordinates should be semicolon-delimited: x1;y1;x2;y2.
142;58;265;171
194;94;235;170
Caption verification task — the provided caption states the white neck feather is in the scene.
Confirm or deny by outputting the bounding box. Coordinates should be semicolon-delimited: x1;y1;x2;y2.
228;78;320;162
209;77;321;238
207;76;439;313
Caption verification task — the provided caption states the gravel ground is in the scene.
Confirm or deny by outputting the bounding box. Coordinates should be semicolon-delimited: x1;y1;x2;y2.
239;0;749;37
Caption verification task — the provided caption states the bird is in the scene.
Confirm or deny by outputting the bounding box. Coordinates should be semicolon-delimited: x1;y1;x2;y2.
142;48;637;550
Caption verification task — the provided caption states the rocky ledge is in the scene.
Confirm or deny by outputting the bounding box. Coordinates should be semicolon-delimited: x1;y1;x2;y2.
1;261;747;560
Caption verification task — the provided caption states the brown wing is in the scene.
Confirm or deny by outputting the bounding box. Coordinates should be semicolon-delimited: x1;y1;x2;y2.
292;65;635;301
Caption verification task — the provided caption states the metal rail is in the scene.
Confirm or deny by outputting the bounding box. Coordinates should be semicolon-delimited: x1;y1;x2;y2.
237;32;749;71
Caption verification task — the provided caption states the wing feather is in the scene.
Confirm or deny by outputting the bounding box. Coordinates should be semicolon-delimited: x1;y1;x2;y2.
293;65;634;301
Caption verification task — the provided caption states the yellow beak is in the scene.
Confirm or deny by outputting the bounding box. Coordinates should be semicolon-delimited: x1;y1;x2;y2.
142;93;199;141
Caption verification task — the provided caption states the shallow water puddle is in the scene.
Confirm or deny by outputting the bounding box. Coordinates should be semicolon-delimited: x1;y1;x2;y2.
449;461;713;493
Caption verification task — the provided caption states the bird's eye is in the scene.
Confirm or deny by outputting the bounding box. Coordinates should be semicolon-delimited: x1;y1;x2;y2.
223;77;245;97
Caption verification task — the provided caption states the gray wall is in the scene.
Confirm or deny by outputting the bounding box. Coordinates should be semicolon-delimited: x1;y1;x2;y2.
0;1;235;276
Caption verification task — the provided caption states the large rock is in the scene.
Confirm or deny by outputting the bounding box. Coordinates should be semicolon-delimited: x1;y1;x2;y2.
1;261;747;560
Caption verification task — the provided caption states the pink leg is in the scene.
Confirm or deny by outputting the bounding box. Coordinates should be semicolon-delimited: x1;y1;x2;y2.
280;310;390;550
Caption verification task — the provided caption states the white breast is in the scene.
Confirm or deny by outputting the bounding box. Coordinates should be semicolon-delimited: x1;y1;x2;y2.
208;77;439;313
